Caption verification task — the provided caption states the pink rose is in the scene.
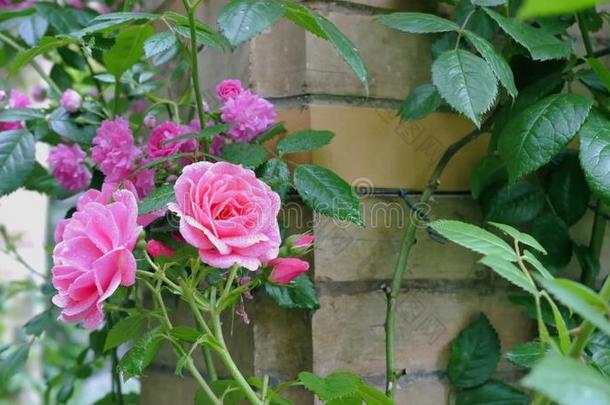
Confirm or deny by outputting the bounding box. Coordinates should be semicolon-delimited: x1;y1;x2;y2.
92;117;141;181
216;79;243;102
60;89;82;113
220;90;276;142
268;258;309;285
51;189;142;329
147;121;197;160
146;240;174;258
169;162;281;270
0;0;34;10
209;134;225;157
0;89;31;132
48;144;92;192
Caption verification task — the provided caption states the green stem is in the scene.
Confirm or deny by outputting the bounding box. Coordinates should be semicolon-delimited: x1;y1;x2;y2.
589;199;607;260
384;114;495;399
147;279;221;405
0;32;61;95
221;264;240;302
183;285;218;381
113;81;120;118
183;0;208;154
577;12;594;57
211;312;262;405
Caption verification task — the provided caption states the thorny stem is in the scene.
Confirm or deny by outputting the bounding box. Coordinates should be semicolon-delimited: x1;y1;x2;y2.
183;0;209;154
0;32;61;95
384;111;497;399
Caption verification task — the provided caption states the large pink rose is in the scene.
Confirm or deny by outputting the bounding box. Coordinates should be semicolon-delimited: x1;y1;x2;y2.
51;189;142;329
169;162;281;270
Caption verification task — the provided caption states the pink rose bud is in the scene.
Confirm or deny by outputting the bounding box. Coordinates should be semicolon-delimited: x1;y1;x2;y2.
9;89;30;108
60;89;82;113
0;90;7;102
215;79;243;102
268;258;309;285
32;84;46;102
143;115;157;129
146;240;175;258
133;99;146;113
294;234;315;249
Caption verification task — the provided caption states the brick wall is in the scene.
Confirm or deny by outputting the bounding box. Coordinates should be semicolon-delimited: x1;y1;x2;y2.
140;1;610;404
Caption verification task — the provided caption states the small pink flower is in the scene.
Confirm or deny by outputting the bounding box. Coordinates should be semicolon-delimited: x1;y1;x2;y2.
0;0;34;10
0;89;31;131
48;144;92;192
209;135;225;157
65;0;84;8
169;162;281;270
189;119;201;132
268;258;309;285
147;121;197;160
294;234;315;249
32;85;47;102
220;90;276;142
216;79;244;102
132;168;155;199
51;189;142;329
91;117;141;181
143;115;156;129
133;99;146;113
9;89;30;109
146;240;174;258
60;89;82;113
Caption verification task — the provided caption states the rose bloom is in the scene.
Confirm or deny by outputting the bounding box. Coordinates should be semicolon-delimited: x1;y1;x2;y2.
220;90;276;142
48;144;92;192
51;189;141;329
216;79;244;102
147;121;197;159
169;161;281;270
0;0;34;10
268;258;309;285
91;117;141;181
61;89;82;113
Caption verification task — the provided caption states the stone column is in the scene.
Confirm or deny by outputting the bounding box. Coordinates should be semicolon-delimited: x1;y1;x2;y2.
140;1;610;404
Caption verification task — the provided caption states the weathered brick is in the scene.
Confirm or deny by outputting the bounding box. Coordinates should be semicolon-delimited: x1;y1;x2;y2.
139;371;200;404
314;195;486;282
312;289;534;377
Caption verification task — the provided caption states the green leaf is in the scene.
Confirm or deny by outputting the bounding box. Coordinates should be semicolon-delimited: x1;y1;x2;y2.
432;49;498;127
217;0;285;47
24;309;56;337
69;12;158;38
448;314;501;388
522;250;554;280
10;36;73;74
161;123;230;145
23;162;72;199
479;255;538;295
298;371;361;401
483;8;571;61
282;1;368;91
195;380;246;405
548;155;590;226
518;0;599;19
398;83;442;121
471;155;508;199
221;142;268;169
539;277;610;336
357;384;393;405
456;380;528;405
498;94;592;181
505;342;549;368
173;25;226;51
574;244;600;287
118;326;164;381
276;130;334;156
376;12;460;33
522;355;610;405
264;275;320;310
16;14;48;47
36;3;96;34
169;326;200;344
144;31;177;59
429;220;517;260
0;129;35;196
531;213;572;271
487;222;546;254
138;184;175;215
588;333;610;376
587;57;610;93
472;0;507;5
481;180;545;225
254;122;287;144
293;164;362;225
103;24;154;79
463;31;517;97
258;158;291;199
104;315;146;351
0;108;44;122
48;107;96;145
0;344;30;383
579;109;610;204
